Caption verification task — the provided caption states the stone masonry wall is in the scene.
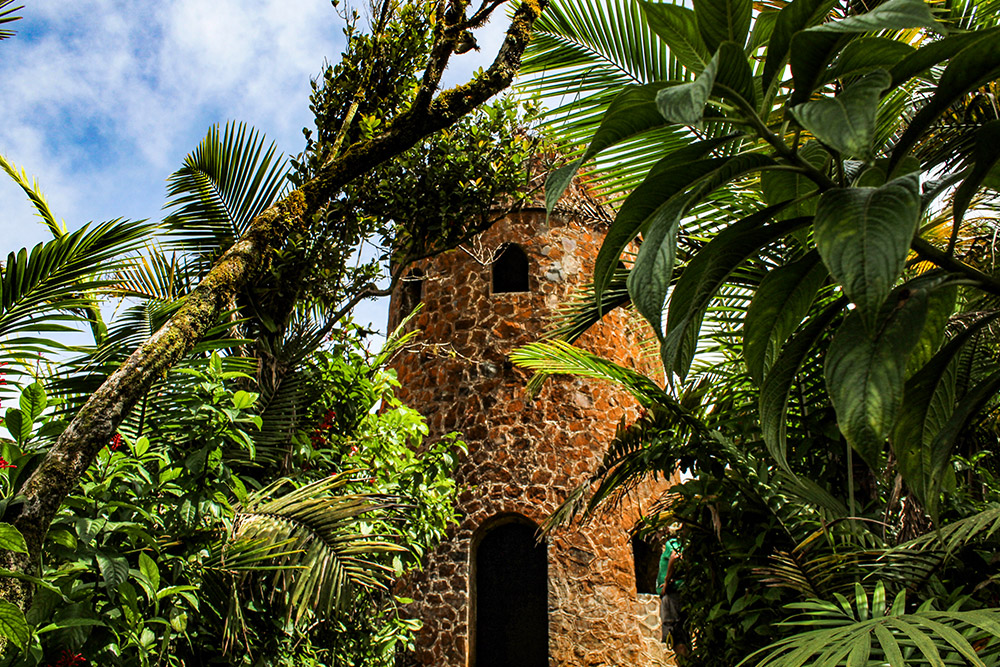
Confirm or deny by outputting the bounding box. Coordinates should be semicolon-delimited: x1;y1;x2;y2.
390;205;665;667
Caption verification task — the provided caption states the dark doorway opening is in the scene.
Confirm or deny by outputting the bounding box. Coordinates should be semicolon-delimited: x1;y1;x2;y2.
474;519;548;667
492;243;529;293
632;534;661;595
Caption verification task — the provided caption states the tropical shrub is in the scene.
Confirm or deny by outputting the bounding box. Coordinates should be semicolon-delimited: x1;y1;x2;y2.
515;0;1000;663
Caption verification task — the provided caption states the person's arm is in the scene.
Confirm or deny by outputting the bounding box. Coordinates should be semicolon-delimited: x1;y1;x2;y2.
659;548;681;594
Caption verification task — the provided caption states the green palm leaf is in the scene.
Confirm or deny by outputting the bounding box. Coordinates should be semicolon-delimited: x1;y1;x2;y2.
163;121;289;263
0;1;21;41
0;219;155;368
232;474;406;622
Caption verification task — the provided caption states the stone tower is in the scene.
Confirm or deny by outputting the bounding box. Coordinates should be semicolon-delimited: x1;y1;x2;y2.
389;182;668;667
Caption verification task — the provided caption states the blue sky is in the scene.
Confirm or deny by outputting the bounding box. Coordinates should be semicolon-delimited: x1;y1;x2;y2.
0;1;505;333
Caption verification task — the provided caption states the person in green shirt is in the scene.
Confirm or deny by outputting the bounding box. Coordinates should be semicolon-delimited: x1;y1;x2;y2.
657;529;690;657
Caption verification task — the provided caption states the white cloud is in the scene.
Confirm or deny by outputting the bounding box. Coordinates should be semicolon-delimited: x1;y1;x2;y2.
0;0;344;243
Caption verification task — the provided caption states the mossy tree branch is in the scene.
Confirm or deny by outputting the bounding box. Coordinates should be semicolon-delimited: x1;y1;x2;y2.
0;0;548;627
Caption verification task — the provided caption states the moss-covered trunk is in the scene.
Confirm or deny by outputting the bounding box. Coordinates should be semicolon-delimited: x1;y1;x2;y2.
0;0;546;654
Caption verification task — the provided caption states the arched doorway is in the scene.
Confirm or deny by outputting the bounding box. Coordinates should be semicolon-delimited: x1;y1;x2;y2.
472;517;548;667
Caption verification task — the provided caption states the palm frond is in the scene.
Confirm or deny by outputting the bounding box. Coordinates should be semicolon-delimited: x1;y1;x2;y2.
0;1;21;41
510;338;669;405
743;584;1000;667
163;121;289;263
0;153;66;237
232;474;405;622
0;219;155;369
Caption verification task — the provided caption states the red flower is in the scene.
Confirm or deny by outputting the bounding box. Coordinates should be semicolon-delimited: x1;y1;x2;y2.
48;649;86;667
0;456;16;470
109;433;123;451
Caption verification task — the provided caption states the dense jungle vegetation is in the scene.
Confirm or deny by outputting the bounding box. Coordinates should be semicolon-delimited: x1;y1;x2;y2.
4;0;1000;665
513;0;1000;664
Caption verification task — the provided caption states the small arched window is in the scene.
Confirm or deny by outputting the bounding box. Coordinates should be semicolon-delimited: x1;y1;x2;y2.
492;243;529;294
399;268;424;319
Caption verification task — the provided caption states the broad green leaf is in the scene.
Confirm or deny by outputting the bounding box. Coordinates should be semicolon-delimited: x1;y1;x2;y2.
231;390;258;411
789;31;850;105
640;1;712;72
761;141;829;221
0;523;27;554
824;37;915;83
628;196;690;338
890;27;1000;88
825;289;929;469
3;408;30;445
811;0;943;34
745;252;828;384
544;159;583;215
545;83;675;213
594;138;738;302
760;297;846;469
905;283;957;378
891;35;1000;170
748;10;778;53
138;552;160;591
18;382;45;421
662;205;806;379
694;0;753;53
715;40;756;108
953;121;1000;234
791;70;892;159
763;0;838;90
813;174;921;331
0;600;28;649
656;53;720;126
96;552;129;593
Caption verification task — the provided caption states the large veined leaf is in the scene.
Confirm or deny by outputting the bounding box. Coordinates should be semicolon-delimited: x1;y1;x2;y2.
789;31;851;105
762;0;838;91
760;296;846;470
889;27;1000;88
0;601;28;650
656;52;720;126
661;205;806;380
715;40;756;108
813;174;921;331
904;281;957;379
593;137;739;302
639;0;712;72
761;141;829;221
693;0;753;52
745;252;828;385
0;523;27;554
823;38;915;84
627;195;690;337
164;121;288;262
825;288;929;470
791;70;892;159
544;82;674;212
891;312;999;511
809;0;943;34
890;34;1000;170
95;552;130;594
